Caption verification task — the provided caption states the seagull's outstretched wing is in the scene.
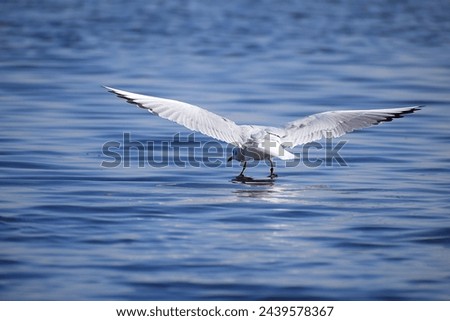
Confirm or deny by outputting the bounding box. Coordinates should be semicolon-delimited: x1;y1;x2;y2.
282;106;421;147
104;86;244;146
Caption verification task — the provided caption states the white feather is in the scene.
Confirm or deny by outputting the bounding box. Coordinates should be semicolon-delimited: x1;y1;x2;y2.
104;86;245;147
282;107;421;147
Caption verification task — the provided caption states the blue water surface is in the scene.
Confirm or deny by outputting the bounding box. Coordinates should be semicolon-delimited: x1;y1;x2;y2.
1;0;450;300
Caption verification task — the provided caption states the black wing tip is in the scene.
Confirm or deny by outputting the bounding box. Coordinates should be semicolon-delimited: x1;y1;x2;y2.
102;85;115;92
104;85;127;95
408;105;424;112
375;105;422;124
395;105;422;117
103;85;126;98
103;85;148;110
103;85;124;98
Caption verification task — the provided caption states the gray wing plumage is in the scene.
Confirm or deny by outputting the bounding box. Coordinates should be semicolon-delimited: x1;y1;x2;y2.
282;106;421;147
104;86;245;146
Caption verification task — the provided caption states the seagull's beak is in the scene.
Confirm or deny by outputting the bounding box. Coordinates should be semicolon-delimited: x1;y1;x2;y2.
227;156;233;162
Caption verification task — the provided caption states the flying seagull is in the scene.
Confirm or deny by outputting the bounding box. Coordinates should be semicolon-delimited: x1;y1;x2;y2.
104;86;421;178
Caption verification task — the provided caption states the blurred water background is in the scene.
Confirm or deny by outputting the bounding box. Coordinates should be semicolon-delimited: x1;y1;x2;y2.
1;0;450;300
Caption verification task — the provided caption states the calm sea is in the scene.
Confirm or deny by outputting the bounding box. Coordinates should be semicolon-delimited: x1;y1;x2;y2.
1;0;449;300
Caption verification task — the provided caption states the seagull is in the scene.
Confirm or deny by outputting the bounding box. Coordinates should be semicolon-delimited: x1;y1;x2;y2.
104;86;421;178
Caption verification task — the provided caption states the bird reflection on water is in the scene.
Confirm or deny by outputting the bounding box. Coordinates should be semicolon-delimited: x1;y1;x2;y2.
231;175;275;186
231;177;331;205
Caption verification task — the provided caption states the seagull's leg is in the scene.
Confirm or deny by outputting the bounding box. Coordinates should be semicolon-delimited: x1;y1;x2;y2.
268;159;278;178
238;161;247;177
